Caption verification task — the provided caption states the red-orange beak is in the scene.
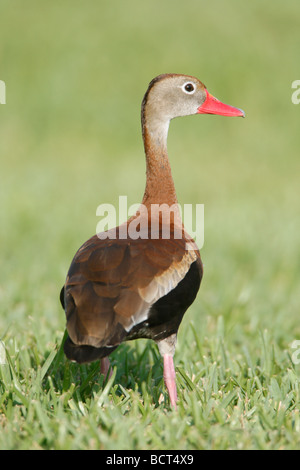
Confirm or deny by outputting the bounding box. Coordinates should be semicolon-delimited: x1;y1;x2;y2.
197;89;245;117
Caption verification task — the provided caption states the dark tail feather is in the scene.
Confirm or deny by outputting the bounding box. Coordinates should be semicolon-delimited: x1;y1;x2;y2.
63;335;118;364
60;286;65;309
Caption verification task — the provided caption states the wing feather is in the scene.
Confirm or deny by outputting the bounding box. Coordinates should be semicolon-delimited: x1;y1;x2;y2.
63;226;199;348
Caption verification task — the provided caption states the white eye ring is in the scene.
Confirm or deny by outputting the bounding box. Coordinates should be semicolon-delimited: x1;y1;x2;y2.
182;82;196;94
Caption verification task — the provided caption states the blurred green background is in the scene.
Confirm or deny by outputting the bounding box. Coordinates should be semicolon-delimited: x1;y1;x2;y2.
0;0;300;446
1;0;300;348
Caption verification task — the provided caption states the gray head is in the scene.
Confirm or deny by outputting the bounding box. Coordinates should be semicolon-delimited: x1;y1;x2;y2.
142;73;244;132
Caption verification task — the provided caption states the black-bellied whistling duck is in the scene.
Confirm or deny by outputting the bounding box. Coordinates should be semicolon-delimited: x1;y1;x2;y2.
60;74;244;409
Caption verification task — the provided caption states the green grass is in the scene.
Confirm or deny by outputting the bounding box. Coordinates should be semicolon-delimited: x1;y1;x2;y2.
1;0;300;450
1;322;300;449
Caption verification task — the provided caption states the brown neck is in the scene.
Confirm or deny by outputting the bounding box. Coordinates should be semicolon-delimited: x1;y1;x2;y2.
141;120;178;209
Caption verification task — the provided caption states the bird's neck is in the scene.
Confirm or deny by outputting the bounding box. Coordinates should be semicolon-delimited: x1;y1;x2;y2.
141;118;178;210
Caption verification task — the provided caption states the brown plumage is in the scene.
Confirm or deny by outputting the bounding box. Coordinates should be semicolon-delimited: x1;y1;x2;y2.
60;74;244;408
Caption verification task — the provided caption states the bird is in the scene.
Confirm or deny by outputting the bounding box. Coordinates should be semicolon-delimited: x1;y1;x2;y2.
60;73;244;409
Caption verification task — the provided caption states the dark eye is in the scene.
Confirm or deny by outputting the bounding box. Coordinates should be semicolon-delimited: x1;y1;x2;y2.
183;82;195;94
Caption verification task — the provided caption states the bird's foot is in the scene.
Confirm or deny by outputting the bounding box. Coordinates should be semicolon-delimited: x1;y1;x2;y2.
100;357;113;380
163;354;178;410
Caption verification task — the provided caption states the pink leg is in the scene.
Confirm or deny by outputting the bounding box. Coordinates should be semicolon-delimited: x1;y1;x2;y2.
100;357;113;379
163;354;178;409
